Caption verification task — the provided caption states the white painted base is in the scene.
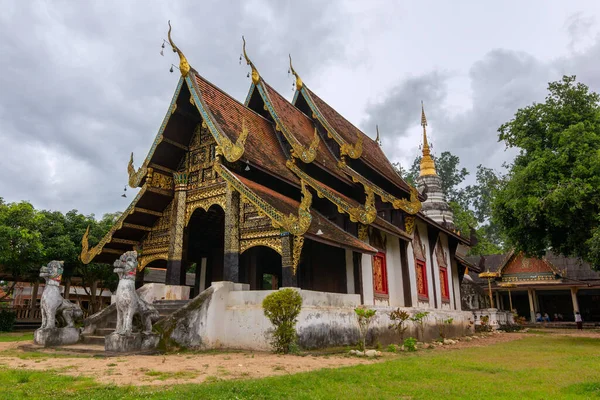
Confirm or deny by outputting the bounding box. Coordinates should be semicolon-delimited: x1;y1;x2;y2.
111;283;190;304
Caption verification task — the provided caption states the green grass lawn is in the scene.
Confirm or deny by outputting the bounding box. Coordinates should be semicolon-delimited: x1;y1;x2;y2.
2;334;600;399
0;331;34;342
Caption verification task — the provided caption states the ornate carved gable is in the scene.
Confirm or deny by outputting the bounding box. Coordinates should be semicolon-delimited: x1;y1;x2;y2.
140;200;173;260
413;226;426;261
436;238;447;268
187;122;219;190
501;253;559;281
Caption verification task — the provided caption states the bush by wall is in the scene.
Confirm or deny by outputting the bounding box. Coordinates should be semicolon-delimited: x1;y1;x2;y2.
0;309;16;332
262;288;302;354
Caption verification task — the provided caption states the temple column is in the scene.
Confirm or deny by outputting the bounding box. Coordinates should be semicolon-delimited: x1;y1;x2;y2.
527;289;536;322
223;184;240;282
571;287;580;313
166;172;188;286
281;233;297;287
495;291;501;310
345;249;355;294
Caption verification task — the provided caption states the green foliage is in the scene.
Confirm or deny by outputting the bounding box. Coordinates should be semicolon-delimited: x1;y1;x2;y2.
0;310;16;332
437;317;454;339
494;75;600;267
262;288;303;354
386;344;397;353
388;308;410;341
410;311;429;341
403;337;417;352
476;315;493;333
497;324;524;332
354;307;377;351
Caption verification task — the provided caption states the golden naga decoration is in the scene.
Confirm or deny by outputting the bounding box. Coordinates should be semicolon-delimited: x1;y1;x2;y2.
419;101;437;177
242;36;260;85
289;54;303;90
375;125;381;146
167;20;190;77
128;152;147;188
288;160;376;225
291;126;320;163
201;118;247;163
339;132;363;159
357;223;369;241
340;163;422;214
214;159;312;236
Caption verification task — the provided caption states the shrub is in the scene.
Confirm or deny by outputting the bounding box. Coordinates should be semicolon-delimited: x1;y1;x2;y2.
389;309;410;342
0;309;16;332
497;324;524;332
476;316;493;333
410;311;430;341
403;337;417;352
437;317;454;340
262;288;303;354
386;344;397;353
355;307;377;351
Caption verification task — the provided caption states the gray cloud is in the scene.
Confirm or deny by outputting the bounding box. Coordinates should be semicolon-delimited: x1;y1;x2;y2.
364;24;600;182
0;0;348;216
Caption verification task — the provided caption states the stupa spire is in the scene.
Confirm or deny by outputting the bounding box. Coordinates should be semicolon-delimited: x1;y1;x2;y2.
419;101;437;176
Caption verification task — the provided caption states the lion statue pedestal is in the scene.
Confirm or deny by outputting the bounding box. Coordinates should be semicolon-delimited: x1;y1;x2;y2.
34;261;83;347
105;251;159;353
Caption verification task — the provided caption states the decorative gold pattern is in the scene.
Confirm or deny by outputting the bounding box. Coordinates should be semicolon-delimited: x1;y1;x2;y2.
139;252;168;270
167;20;190;77
214;160;312;236
419;102;437;177
287;160;376;224
240;236;283;255
128;152;148;188
141;201;172;252
242;36;260;85
292;235;304;275
341;163;422;214
185;184;227;225
219;118;248;163
404;216;415;235
146;168;174;191
168;188;187;261
358;223;369;242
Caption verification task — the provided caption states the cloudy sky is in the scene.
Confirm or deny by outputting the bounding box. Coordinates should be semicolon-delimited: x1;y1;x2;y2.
2;0;600;217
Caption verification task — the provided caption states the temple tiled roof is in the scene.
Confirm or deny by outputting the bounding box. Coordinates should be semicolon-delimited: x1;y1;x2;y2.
304;87;412;193
195;75;297;184
234;173;377;254
258;82;351;182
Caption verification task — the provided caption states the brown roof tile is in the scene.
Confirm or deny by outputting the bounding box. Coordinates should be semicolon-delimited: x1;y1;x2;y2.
195;75;297;184
305;87;412;193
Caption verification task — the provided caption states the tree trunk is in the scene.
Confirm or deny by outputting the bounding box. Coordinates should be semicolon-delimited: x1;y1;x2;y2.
63;279;71;301
90;280;98;314
30;281;39;309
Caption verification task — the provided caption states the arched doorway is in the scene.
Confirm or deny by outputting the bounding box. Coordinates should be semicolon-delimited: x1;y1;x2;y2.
187;204;225;296
239;246;282;290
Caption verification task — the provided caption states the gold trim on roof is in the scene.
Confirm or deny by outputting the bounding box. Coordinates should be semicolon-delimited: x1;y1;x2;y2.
339;161;422;214
419;101;437;177
289;54;303;90
242;36;260;85
128;152;148;188
287;160;376;225
214;159;312;236
167;21;190;77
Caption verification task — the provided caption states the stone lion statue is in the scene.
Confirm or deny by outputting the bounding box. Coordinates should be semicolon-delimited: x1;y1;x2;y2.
113;251;159;335
39;260;83;329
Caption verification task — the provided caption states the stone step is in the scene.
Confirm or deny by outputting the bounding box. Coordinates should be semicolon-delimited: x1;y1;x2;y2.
95;328;114;336
81;335;105;346
153;300;189;306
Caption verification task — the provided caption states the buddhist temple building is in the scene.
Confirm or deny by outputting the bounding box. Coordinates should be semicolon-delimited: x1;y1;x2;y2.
78;25;475;349
466;251;600;324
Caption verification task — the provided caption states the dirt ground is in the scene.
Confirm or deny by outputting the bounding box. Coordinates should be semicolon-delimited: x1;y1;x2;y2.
0;330;594;387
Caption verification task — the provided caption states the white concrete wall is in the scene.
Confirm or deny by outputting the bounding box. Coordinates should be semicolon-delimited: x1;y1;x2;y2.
361;253;374;305
345;249;355;295
160;282;475;351
384;233;404;307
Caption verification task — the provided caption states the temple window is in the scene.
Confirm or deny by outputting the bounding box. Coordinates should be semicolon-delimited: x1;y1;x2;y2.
439;266;450;302
372;252;388;296
416;259;428;299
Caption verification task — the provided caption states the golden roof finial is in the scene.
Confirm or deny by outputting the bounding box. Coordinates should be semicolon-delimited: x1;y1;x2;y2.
375;125;381;146
167;21;190;77
419;101;437;176
289;54;303;90
242;36;260;85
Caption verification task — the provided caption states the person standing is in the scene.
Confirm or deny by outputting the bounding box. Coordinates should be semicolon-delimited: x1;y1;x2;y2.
575;311;583;330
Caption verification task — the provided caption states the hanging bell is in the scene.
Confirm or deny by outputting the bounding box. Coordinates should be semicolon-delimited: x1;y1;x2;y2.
247;72;250;78
121;193;127;198
239;54;242;65
288;68;290;75
162;42;165;49
170;65;174;73
160;49;164;56
245;161;250;172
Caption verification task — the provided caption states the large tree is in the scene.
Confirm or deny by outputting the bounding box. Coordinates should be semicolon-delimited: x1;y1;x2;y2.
493;75;600;267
